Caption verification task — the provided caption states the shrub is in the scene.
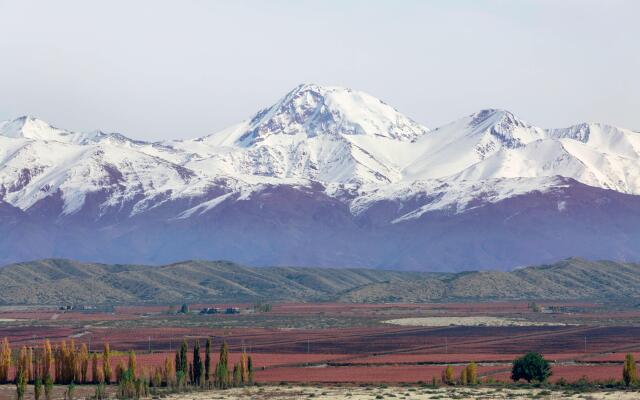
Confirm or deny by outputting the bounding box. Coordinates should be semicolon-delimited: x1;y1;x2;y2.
441;365;454;385
94;383;107;400
571;375;591;391
34;377;43;400
511;352;552;383
65;383;75;400
466;362;478;385
431;376;439;388
16;372;27;400
44;375;53;400
117;369;137;399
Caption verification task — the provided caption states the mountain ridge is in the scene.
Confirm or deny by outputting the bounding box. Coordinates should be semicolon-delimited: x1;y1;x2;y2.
1;84;640;270
2;258;639;305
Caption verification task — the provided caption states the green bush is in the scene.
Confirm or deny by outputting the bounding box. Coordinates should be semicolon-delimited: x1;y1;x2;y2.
511;352;552;383
44;375;54;400
65;383;75;400
16;372;26;400
34;377;43;400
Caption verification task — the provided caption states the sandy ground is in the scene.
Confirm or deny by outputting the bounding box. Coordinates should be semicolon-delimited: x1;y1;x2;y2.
1;384;638;400
163;386;640;399
383;316;568;327
0;384;111;400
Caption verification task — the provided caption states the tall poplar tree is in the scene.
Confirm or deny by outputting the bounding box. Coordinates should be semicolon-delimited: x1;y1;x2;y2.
127;351;137;380
43;340;53;383
164;357;175;387
57;341;67;384
53;345;61;384
27;347;34;383
179;340;188;375
247;355;254;384
16;346;28;384
102;343;112;384
91;353;100;384
623;353;638;387
0;338;12;383
175;339;188;385
240;350;248;384
215;342;229;388
232;363;241;387
79;344;89;383
192;340;201;386
204;338;212;383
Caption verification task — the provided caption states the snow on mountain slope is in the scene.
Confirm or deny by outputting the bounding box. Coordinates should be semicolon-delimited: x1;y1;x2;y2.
184;134;386;183
0;133;205;216
0;116;103;144
451;139;590;182
403;109;547;180
558;138;640;194
1;84;640;222
171;83;430;184
431;122;640;196
0;116;190;162
235;83;430;145
550;123;640;159
351;176;569;221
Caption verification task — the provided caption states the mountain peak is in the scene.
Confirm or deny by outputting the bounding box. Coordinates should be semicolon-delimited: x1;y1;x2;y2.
0;116;139;145
288;82;326;94
470;108;526;128
0;115;65;140
466;108;545;148
234;84;429;146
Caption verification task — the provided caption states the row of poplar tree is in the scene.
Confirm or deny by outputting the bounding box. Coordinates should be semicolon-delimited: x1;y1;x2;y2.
0;337;253;389
173;338;253;388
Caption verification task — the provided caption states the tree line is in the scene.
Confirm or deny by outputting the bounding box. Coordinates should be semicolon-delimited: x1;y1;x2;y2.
3;338;640;394
0;337;254;399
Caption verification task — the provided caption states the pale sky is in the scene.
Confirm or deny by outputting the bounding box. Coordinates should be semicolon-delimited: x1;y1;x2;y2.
0;0;638;140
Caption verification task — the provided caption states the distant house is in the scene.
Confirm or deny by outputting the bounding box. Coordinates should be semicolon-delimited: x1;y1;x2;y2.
545;305;570;314
59;305;98;311
198;306;241;315
199;307;223;315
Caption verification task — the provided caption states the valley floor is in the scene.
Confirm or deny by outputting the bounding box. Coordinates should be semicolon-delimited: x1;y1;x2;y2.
3;302;640;399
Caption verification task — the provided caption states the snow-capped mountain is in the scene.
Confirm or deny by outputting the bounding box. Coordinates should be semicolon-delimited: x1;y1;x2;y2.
1;84;640;271
172;83;430;185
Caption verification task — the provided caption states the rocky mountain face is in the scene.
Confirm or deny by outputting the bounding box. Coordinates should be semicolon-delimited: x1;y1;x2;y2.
1;84;640;271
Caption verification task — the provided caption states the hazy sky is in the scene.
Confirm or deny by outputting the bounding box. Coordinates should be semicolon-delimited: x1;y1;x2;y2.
1;0;639;140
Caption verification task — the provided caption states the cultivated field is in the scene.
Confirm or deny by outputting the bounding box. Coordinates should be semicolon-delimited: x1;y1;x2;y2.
383;316;570;327
1;300;640;399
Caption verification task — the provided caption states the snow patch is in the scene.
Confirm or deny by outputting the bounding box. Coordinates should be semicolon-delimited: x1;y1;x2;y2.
175;192;234;219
